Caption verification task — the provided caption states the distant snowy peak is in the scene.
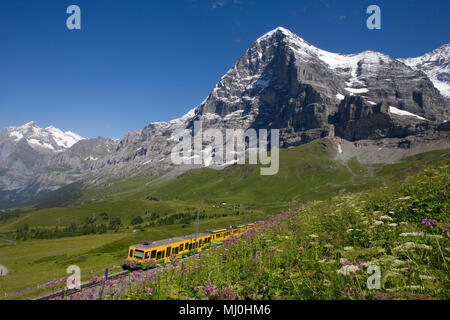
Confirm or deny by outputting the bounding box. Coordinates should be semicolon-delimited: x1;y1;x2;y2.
400;44;450;99
4;121;84;152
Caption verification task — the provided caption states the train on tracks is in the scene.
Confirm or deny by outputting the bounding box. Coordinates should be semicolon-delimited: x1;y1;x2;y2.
124;222;259;270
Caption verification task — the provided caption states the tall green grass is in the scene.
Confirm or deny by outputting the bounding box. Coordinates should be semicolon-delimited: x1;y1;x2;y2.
92;159;449;300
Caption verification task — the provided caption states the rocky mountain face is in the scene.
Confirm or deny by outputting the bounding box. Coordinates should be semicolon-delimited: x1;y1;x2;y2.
0;122;118;208
1;27;449;208
399;44;450;99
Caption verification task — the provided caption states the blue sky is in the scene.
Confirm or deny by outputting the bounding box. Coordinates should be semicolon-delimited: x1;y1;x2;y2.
1;0;449;139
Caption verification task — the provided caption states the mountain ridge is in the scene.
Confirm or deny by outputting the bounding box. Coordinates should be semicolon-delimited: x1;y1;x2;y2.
1;27;449;208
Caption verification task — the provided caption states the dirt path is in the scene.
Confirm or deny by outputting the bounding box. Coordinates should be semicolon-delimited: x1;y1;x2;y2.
0;264;8;276
0;238;16;245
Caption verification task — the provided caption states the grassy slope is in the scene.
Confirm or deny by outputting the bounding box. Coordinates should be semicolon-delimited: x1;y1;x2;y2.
1;139;448;232
0;211;269;299
108;158;449;300
0;139;448;299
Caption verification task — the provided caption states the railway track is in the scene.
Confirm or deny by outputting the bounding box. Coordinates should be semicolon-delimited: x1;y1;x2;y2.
34;246;211;300
34;269;131;300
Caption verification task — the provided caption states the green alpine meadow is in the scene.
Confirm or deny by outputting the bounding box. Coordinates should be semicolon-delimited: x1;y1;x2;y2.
0;140;448;300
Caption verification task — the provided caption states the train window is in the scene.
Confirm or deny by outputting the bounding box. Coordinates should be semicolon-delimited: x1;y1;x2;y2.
151;250;156;259
166;247;171;257
145;251;149;259
129;250;133;258
174;247;179;254
156;251;162;260
134;250;144;260
180;244;184;251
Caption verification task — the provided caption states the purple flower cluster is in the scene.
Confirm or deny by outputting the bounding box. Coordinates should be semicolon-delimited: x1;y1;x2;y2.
218;286;239;300
341;259;351;266
169;254;179;266
203;280;216;296
341;259;365;269
45;279;59;289
422;218;438;229
123;258;137;268
341;286;357;297
91;275;106;283
223;234;240;247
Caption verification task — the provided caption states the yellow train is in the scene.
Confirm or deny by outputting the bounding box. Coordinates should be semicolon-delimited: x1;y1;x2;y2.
124;222;257;270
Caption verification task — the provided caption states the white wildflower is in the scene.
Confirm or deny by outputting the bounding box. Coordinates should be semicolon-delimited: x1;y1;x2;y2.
426;235;443;239
419;275;435;281
392;242;416;251
388;223;398;227
392;267;408;272
374;220;384;225
416;244;432;250
343;246;354;251
309;234;319;238
379;215;393;221
392;259;407;267
393;242;432;251
404;285;422;290
337;265;360;276
400;232;424;237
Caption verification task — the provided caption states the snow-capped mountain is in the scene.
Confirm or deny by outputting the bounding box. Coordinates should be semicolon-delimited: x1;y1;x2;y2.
400;44;450;99
1;121;84;153
0;122;116;208
1;27;449;208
